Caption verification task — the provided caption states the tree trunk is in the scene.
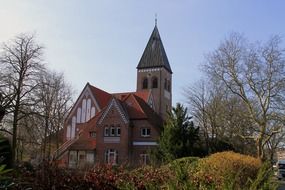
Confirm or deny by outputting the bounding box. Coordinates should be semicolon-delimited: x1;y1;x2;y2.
12;105;19;166
256;133;265;161
0;105;5;122
42;116;49;160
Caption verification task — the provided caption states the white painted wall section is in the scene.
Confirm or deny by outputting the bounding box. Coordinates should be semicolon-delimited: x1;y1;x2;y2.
86;98;91;121
77;108;81;123
91;107;96;118
71;116;76;138
66;125;71;139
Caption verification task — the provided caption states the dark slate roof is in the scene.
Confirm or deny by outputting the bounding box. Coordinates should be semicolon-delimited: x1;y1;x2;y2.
137;25;172;73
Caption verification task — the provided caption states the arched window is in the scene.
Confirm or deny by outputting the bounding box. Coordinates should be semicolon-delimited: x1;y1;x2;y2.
142;78;148;89
152;77;158;88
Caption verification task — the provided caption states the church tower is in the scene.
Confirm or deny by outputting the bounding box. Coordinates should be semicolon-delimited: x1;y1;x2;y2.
136;24;172;120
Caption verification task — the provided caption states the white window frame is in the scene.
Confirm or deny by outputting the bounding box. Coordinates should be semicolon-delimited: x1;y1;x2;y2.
86;152;94;163
110;126;115;136
116;127;121;137
105;149;118;165
140;153;149;165
141;128;151;137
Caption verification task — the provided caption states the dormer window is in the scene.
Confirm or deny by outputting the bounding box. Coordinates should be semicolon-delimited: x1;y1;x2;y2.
152;77;158;88
142;78;148;89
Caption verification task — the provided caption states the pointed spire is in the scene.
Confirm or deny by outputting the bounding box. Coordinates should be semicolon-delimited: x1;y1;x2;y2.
136;23;172;73
155;13;157;26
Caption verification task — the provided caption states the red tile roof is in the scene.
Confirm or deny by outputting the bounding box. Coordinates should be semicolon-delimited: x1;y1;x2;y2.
113;92;163;128
133;91;150;102
112;90;150;102
132;95;163;127
123;94;146;119
69;138;96;150
88;83;112;109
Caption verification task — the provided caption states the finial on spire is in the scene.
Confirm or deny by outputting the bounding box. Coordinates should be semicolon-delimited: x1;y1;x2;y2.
155;13;157;26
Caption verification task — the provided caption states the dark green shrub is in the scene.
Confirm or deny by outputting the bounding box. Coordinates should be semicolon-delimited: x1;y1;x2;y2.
0;136;12;168
0;164;13;189
166;157;198;189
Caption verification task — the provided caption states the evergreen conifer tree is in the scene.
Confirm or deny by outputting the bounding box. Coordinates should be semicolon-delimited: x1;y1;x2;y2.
155;103;200;162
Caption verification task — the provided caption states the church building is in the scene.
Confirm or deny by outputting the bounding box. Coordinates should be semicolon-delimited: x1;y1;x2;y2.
54;23;172;167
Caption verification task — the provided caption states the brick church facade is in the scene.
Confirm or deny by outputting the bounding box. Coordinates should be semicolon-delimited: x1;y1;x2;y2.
54;24;172;167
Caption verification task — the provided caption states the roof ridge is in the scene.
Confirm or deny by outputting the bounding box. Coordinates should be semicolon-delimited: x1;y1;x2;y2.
88;83;111;96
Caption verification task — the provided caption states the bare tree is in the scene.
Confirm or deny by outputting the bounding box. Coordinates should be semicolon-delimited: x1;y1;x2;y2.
204;33;285;159
35;70;73;160
0;94;5;122
186;80;211;153
186;80;256;155
0;34;43;164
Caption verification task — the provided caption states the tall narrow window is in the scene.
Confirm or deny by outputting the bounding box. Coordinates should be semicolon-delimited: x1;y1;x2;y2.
152;77;158;88
104;126;109;136
110;125;115;136
164;78;167;89
140;154;150;165
77;108;81;123
105;149;118;165
86;99;91;121
71;116;76;138
81;99;87;123
116;125;121;137
142;78;148;89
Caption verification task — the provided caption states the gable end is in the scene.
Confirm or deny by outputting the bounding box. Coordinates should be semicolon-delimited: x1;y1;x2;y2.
98;98;129;125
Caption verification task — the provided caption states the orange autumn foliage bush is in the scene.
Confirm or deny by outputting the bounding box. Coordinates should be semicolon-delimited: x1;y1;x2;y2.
193;151;262;189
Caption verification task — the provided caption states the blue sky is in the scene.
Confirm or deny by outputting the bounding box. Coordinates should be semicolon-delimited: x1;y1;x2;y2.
0;1;284;105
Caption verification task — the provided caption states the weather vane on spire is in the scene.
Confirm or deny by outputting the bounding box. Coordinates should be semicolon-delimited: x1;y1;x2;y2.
155;13;157;26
